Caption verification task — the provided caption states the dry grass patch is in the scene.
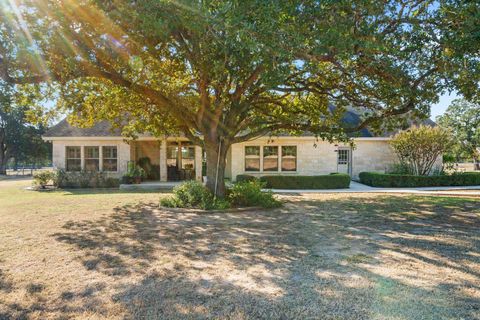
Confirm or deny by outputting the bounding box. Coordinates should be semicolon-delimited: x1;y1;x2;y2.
0;179;479;319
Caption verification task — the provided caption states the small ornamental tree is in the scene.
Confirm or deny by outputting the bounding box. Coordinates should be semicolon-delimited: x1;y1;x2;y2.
390;126;454;176
1;1;480;196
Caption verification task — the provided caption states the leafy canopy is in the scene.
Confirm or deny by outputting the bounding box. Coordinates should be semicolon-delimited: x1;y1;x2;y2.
390;125;454;175
437;99;480;162
1;0;479;145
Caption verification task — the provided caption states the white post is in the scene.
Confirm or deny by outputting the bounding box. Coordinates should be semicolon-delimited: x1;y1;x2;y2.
159;139;167;181
99;146;103;172
195;145;202;182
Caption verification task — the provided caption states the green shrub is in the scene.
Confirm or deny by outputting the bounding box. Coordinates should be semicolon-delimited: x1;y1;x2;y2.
160;180;281;210
160;180;229;210
236;174;258;183
104;177;121;188
55;170;120;188
387;163;411;175
121;175;134;184
228;181;281;208
33;171;55;189
138;157;159;180
359;171;480;188
259;174;350;189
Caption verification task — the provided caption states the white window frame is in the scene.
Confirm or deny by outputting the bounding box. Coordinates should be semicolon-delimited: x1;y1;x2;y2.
84;146;100;172
102;146;118;172
281;145;297;172
244;146;261;172
65;146;82;172
244;144;298;173
337;149;349;165
263;146;279;172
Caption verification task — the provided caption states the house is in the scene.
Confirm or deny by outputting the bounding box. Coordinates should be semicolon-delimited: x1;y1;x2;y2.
44;115;431;182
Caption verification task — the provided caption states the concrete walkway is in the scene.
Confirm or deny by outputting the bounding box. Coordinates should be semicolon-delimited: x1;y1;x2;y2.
269;181;480;197
120;181;182;191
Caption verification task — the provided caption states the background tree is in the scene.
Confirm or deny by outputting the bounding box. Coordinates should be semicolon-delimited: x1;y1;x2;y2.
0;83;15;175
1;1;479;196
0;82;51;175
437;99;480;170
390;126;454;176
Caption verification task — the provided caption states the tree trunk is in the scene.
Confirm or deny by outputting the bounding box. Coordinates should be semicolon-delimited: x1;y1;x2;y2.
204;140;229;198
0;147;7;175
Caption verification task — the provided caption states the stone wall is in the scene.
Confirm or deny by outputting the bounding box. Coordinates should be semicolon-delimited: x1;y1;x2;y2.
51;139;131;177
229;137;402;181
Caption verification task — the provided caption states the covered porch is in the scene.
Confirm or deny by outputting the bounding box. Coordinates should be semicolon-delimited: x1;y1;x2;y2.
129;138;203;182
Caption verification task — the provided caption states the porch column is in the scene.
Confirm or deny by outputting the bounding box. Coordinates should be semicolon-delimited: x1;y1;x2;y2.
159;139;167;181
195;145;202;181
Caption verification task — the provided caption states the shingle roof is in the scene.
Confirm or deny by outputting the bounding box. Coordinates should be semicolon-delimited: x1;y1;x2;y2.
44;113;436;139
44;119;122;137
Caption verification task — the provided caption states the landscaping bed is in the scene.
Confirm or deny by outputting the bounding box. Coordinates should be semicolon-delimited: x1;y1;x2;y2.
359;171;480;188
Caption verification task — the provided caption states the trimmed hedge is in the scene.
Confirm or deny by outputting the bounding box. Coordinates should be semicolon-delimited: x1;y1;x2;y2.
359;171;480;188
56;170;120;188
236;174;258;183
259;173;350;189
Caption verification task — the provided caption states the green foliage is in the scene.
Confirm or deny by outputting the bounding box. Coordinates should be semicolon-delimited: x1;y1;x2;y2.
387;163;411;175
122;165;146;184
228;181;281;208
359;172;480;188
259;174;350;189
437;99;480;168
235;174;258;183
390;126;454;176
125;165;146;178
55;170;120;188
0;83;51;174
33;171;55;189
160;180;229;210
137;157;158;180
2;1;480;195
160;180;280;210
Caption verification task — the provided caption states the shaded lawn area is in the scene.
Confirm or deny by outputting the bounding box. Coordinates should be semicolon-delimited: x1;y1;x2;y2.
0;179;479;320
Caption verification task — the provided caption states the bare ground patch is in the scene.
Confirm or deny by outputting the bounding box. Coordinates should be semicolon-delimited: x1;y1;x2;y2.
0;179;479;319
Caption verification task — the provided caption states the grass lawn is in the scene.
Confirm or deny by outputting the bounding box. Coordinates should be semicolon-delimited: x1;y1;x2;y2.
0;179;479;320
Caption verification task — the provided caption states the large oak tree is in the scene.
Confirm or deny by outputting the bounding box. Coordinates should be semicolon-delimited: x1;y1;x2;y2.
438;99;480;169
1;0;479;195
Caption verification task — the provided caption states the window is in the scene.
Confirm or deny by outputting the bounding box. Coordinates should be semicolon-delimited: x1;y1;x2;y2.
181;145;195;170
245;146;260;171
263;146;278;171
281;146;297;171
102;146;118;172
66;147;81;172
338;149;349;165
84;146;99;171
167;144;179;167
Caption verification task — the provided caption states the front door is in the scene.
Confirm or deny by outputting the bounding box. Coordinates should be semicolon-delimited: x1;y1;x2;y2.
337;148;352;175
166;141;195;181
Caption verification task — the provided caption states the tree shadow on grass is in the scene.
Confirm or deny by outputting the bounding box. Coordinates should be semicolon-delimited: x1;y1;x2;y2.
41;195;480;319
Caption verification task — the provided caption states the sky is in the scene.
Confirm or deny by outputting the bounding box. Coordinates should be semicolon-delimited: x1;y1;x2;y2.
430;92;459;120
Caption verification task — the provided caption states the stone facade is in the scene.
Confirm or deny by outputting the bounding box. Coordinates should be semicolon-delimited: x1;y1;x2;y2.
50;138;202;181
49;136;442;182
51;139;131;177
229;137;399;180
351;140;397;178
